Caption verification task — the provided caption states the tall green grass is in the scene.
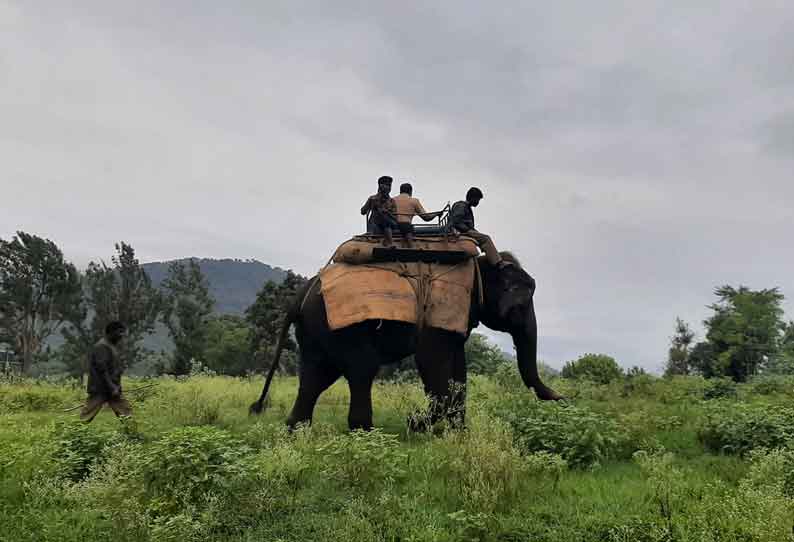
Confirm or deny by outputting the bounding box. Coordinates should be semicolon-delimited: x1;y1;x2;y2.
1;373;793;541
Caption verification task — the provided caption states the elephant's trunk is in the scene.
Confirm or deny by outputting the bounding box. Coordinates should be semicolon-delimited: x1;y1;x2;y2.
512;307;563;401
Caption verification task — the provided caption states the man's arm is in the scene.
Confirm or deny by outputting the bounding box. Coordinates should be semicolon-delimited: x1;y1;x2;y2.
93;346;120;398
361;196;373;215
449;202;472;232
415;200;441;222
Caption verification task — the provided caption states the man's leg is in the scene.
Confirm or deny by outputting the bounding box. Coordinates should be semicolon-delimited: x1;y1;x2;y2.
108;395;133;418
466;230;502;266
80;395;106;423
398;223;414;248
372;220;393;247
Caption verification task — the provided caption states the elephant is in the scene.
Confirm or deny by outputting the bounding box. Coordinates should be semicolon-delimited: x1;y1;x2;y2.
250;252;561;430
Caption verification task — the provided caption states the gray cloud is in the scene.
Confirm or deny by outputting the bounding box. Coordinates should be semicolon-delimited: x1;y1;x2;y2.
2;0;793;371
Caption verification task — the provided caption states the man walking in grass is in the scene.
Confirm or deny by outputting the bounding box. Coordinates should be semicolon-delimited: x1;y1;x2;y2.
80;321;132;422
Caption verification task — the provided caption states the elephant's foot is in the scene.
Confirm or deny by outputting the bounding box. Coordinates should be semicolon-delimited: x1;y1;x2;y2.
407;407;466;433
407;410;432;433
348;420;374;432
534;383;564;401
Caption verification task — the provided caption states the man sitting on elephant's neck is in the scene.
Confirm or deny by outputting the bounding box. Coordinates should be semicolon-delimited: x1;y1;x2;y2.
361;175;398;247
450;187;512;270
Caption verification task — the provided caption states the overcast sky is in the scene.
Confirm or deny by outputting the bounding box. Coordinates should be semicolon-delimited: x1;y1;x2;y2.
2;1;793;371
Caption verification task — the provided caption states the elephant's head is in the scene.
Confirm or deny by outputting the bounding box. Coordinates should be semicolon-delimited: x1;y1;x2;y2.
477;253;561;401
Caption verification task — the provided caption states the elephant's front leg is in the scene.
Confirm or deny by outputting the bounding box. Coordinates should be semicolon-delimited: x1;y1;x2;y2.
412;329;467;431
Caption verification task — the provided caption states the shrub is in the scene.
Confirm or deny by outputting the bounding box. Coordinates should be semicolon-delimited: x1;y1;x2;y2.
744;446;794;497
491;397;628;468
52;421;113;481
140;426;251;515
429;415;566;513
699;402;794;455
702;377;738;400
315;428;407;488
562;353;624;384
750;375;794;396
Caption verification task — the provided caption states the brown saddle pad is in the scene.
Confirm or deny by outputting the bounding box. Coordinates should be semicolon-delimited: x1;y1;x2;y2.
319;259;476;335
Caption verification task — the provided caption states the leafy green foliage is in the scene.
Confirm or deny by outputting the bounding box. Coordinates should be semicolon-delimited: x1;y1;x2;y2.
52;421;113;481
700;285;786;381
464;333;511;375
245;270;307;375
562;353;624;384
315;428;407;488
492;396;628;468
666;317;695;376
702;377;738;400
202;315;253;375
160;259;214;375
699;402;794;455
0;231;83;374
61;242;161;371
141;426;250;515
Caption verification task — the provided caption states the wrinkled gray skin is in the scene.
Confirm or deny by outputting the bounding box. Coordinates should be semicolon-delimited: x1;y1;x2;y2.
251;253;561;430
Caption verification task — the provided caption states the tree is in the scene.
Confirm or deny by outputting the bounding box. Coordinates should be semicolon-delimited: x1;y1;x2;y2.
687;341;720;378
561;353;623;384
767;321;794;375
245;270;307;375
665;317;695;376
161;259;214;375
465;333;511;375
0;232;82;374
62;242;161;371
703;285;785;381
202;315;254;375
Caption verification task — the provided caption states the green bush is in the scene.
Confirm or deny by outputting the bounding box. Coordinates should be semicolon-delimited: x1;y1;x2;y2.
699;402;794;455
315;428;407;488
140;426;251;515
562;353;624;385
52;421;113;481
745;446;794;498
702;377;738;400
750;375;794;396
491;397;628;468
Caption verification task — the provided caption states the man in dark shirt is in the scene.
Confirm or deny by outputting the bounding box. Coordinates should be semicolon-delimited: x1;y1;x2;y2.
450;187;511;269
80;321;132;422
361;175;398;246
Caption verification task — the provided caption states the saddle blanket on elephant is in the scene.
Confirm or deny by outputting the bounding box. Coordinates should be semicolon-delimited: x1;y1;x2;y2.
333;235;479;265
319;259;476;335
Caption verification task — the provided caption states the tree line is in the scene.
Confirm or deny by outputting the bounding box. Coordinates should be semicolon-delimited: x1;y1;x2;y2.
0;231;305;376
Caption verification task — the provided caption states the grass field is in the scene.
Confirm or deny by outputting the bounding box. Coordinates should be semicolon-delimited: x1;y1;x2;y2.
1;370;793;541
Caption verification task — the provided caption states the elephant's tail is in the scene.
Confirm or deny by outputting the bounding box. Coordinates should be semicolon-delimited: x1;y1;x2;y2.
248;298;300;416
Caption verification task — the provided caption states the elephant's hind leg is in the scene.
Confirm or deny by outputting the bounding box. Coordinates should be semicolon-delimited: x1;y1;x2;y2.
287;359;340;430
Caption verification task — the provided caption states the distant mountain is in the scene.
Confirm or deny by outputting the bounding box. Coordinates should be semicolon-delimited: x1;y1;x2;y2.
143;258;288;315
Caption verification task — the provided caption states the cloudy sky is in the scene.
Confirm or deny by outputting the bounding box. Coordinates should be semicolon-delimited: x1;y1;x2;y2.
2;1;793;371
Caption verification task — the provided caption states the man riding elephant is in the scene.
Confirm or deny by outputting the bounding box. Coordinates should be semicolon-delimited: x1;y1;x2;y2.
361;175;398;247
393;182;442;246
450;187;512;270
